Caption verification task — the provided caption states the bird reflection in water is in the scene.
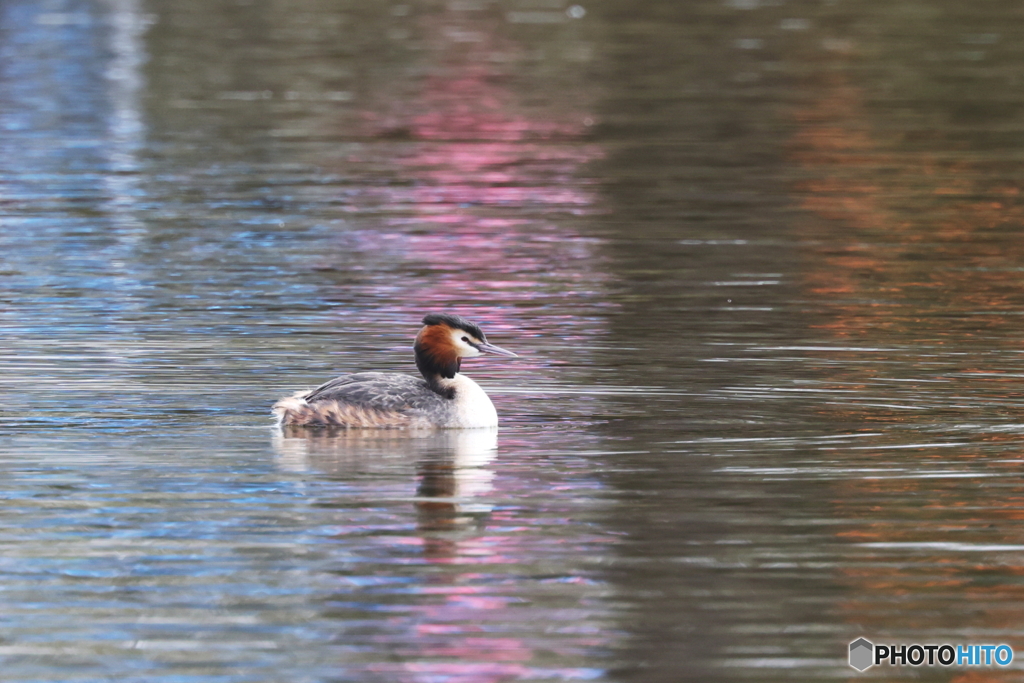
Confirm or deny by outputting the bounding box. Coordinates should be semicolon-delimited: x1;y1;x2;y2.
273;428;499;541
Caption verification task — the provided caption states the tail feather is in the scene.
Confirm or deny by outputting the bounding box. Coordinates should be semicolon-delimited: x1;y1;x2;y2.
273;392;418;429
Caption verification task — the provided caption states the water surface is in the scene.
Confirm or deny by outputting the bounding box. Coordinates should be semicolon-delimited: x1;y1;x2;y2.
4;0;1024;681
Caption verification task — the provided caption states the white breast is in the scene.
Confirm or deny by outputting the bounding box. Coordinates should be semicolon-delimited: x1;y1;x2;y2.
448;374;499;428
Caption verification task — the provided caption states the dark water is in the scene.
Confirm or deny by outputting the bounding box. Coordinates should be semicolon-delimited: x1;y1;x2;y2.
4;0;1024;681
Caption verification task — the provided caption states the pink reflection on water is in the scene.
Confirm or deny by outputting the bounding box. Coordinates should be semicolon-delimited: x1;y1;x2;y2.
405;59;586;141
275;396;611;680
329;4;607;341
374;662;603;682
386;510;613;683
324;10;609;675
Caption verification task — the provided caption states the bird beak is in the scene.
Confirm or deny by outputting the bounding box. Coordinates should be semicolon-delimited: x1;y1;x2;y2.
477;341;518;358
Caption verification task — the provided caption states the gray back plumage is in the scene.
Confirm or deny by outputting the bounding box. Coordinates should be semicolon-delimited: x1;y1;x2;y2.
302;372;456;421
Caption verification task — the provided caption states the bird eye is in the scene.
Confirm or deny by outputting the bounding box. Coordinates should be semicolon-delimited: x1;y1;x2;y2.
461;336;470;343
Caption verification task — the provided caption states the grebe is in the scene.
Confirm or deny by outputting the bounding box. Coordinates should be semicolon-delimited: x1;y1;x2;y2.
273;313;517;430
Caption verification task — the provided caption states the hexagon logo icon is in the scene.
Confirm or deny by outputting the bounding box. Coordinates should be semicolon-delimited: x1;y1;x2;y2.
849;638;874;671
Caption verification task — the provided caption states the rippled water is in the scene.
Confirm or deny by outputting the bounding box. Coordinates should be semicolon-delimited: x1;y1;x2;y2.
5;0;1024;681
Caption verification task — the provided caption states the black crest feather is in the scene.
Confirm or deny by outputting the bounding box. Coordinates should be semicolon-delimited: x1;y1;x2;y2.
421;313;487;342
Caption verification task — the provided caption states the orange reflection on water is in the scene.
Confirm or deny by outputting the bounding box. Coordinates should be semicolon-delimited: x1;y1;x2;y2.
791;56;1024;668
792;72;1024;342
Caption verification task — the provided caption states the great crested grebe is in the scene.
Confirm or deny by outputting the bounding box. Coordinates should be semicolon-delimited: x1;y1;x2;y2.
273;313;517;430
